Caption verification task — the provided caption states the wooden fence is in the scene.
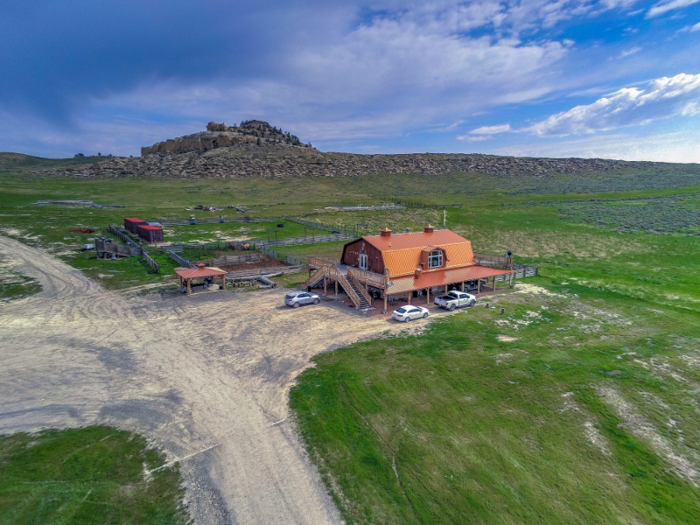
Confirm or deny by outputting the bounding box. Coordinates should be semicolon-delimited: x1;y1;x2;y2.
211;253;261;266
474;253;514;269
226;265;304;280
108;224;140;248
394;200;463;210
141;249;160;274
493;264;538;282
168;251;195;269
95;237;141;258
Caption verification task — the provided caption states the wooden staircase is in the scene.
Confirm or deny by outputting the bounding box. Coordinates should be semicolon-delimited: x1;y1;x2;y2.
303;264;374;311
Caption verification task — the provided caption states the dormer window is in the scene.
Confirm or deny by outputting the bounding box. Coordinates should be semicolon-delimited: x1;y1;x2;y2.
428;249;443;268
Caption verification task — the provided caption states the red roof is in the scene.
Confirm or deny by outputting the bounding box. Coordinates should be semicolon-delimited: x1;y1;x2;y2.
125;218;145;222
175;264;227;279
387;265;513;294
138;225;162;230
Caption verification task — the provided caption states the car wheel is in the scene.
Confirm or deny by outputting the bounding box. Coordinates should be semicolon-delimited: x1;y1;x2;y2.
469;300;476;307
449;304;456;311
423;312;428;318
313;298;320;305
404;316;411;322
293;302;300;308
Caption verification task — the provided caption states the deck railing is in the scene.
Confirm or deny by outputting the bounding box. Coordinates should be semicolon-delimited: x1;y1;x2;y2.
347;267;388;289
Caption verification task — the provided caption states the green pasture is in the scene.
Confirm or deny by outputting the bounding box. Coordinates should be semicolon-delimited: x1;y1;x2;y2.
2;154;700;522
0;426;188;525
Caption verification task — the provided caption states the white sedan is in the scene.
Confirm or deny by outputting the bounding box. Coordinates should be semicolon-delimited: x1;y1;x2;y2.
392;305;430;322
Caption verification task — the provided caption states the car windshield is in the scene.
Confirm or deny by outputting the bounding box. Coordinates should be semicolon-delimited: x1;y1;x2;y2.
396;308;407;313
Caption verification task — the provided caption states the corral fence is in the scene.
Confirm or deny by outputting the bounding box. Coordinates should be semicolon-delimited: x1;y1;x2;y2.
158;215;356;237
159;241;248;253
226;265;304;280
211;253;261;266
141;248;160;274
168;250;196;269
493;264;539;282
394;200;463;210
474;253;513;269
95;237;141;258
259;245;305;266
108;224;140;248
256;232;354;249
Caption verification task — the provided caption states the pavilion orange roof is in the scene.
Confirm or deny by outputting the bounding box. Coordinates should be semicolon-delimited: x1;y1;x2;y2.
175;264;227;279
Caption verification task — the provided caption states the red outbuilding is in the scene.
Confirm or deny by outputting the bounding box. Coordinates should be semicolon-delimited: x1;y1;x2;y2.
137;224;164;243
124;217;147;233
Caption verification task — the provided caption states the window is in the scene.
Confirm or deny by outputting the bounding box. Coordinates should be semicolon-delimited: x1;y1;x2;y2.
428;249;443;268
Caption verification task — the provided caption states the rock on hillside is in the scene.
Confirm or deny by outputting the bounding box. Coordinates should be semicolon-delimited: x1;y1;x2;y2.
42;147;667;180
141;121;311;155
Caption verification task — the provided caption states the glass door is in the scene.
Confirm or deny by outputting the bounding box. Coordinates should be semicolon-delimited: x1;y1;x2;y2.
359;254;368;271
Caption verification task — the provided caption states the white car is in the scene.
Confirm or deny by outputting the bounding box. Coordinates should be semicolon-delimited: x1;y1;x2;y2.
285;290;321;308
392;305;429;322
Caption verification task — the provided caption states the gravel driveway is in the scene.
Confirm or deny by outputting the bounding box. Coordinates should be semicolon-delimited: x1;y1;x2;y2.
0;236;412;524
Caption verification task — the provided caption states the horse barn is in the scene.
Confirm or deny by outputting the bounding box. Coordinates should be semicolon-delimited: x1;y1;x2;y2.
305;225;515;313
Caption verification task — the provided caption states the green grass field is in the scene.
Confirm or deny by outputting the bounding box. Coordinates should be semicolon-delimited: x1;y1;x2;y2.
2;154;700;523
0;427;188;524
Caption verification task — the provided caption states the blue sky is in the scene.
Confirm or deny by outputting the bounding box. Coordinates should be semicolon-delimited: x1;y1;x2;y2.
1;0;699;161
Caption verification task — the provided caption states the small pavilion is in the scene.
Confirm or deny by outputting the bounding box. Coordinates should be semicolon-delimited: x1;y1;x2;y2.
175;263;227;295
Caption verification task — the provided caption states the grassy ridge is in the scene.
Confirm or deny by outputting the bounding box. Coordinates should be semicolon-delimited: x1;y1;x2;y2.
0;426;188;524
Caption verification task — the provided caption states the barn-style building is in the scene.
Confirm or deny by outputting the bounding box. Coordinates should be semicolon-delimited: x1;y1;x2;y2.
306;225;515;313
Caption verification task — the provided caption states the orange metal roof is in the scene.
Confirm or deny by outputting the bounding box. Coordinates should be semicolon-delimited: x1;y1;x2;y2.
175;265;227;279
387;266;513;294
364;229;468;251
363;229;475;278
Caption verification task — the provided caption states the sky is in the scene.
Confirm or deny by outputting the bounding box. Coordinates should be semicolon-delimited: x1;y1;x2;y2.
1;0;699;161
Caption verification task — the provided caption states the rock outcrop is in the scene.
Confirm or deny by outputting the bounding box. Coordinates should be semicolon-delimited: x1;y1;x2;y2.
142;121;311;155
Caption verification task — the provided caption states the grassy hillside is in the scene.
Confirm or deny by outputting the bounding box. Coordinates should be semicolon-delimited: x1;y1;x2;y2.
0;427;188;524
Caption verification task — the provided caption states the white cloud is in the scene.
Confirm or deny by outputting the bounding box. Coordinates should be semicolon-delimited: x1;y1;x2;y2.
679;21;700;32
456;134;493;141
529;73;700;136
617;46;642;58
647;0;700;17
469;124;512;134
495;131;700;162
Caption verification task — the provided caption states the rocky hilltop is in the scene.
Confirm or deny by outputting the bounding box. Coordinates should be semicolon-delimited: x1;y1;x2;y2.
141;120;311;155
40;121;669;179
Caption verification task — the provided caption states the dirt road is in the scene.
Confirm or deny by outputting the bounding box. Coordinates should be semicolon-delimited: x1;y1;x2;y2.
0;236;413;524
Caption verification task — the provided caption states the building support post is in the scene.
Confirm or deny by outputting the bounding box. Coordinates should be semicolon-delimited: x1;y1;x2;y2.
187;279;192;295
461;281;465;292
335;279;338;301
478;279;482;294
324;277;327;295
408;292;412;305
426;287;430;305
383;293;387;314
